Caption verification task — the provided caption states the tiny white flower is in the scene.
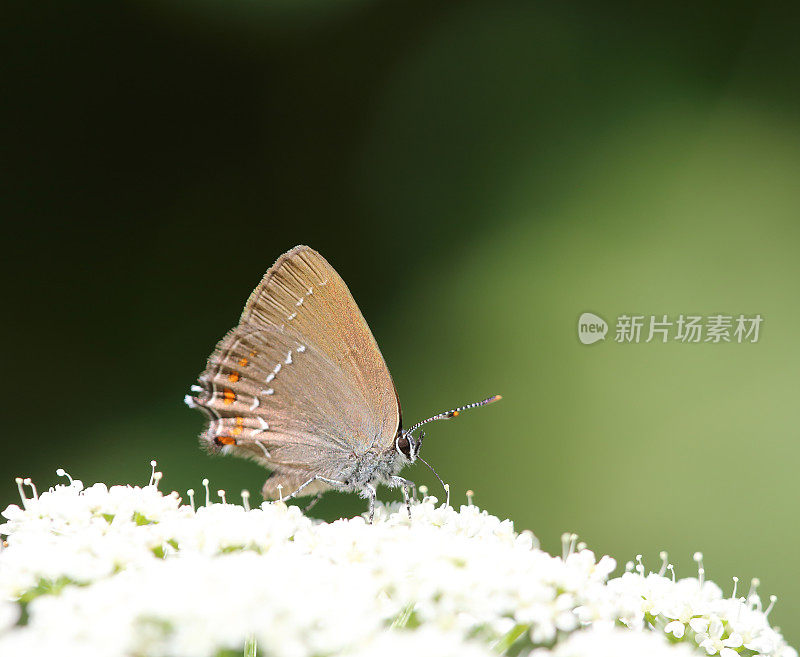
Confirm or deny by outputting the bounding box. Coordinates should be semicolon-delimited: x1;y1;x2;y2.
664;620;685;638
691;617;711;635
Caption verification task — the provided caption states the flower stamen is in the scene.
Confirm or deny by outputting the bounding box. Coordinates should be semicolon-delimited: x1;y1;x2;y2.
658;551;668;577
23;478;38;501
55;468;74;485
765;595;777;618
202;478;211;507
635;554;645;576
15;477;27;508
693;552;704;587
748;578;761;609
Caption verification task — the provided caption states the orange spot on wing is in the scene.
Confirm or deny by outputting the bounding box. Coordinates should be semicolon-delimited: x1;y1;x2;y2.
238;358;249;367
216;435;236;446
232;426;243;436
223;388;236;404
228;372;240;383
235;416;244;425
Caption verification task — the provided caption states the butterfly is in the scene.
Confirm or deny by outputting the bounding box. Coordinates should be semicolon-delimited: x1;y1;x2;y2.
185;245;500;521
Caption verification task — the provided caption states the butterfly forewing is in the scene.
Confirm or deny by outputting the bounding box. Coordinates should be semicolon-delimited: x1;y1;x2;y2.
240;246;399;441
188;246;400;498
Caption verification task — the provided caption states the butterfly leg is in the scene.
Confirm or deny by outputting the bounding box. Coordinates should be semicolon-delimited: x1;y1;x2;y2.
390;476;415;519
400;486;410;519
365;483;377;524
304;492;323;512
288;475;346;501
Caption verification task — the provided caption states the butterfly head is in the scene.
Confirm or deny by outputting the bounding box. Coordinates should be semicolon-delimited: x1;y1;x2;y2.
394;429;423;462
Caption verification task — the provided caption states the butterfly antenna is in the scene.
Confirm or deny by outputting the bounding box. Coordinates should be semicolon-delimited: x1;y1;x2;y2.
417;455;448;500
406;394;502;436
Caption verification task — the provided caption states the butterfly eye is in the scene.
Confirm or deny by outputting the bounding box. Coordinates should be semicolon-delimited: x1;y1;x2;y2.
395;434;412;459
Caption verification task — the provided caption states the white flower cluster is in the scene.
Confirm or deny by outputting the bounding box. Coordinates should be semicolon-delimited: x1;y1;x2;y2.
0;467;795;657
608;553;794;657
532;626;699;657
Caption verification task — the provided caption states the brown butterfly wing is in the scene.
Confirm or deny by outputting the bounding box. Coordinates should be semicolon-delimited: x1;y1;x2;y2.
187;246;401;498
240;245;400;439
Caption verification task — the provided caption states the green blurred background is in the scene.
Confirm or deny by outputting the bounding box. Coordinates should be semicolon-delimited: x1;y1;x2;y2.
4;0;800;641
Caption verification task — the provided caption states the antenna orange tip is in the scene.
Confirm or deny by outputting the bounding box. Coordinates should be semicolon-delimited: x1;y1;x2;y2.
452;410;460;417
490;394;502;402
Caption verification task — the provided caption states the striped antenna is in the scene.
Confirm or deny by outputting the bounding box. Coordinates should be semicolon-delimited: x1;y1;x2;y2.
406;394;502;436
